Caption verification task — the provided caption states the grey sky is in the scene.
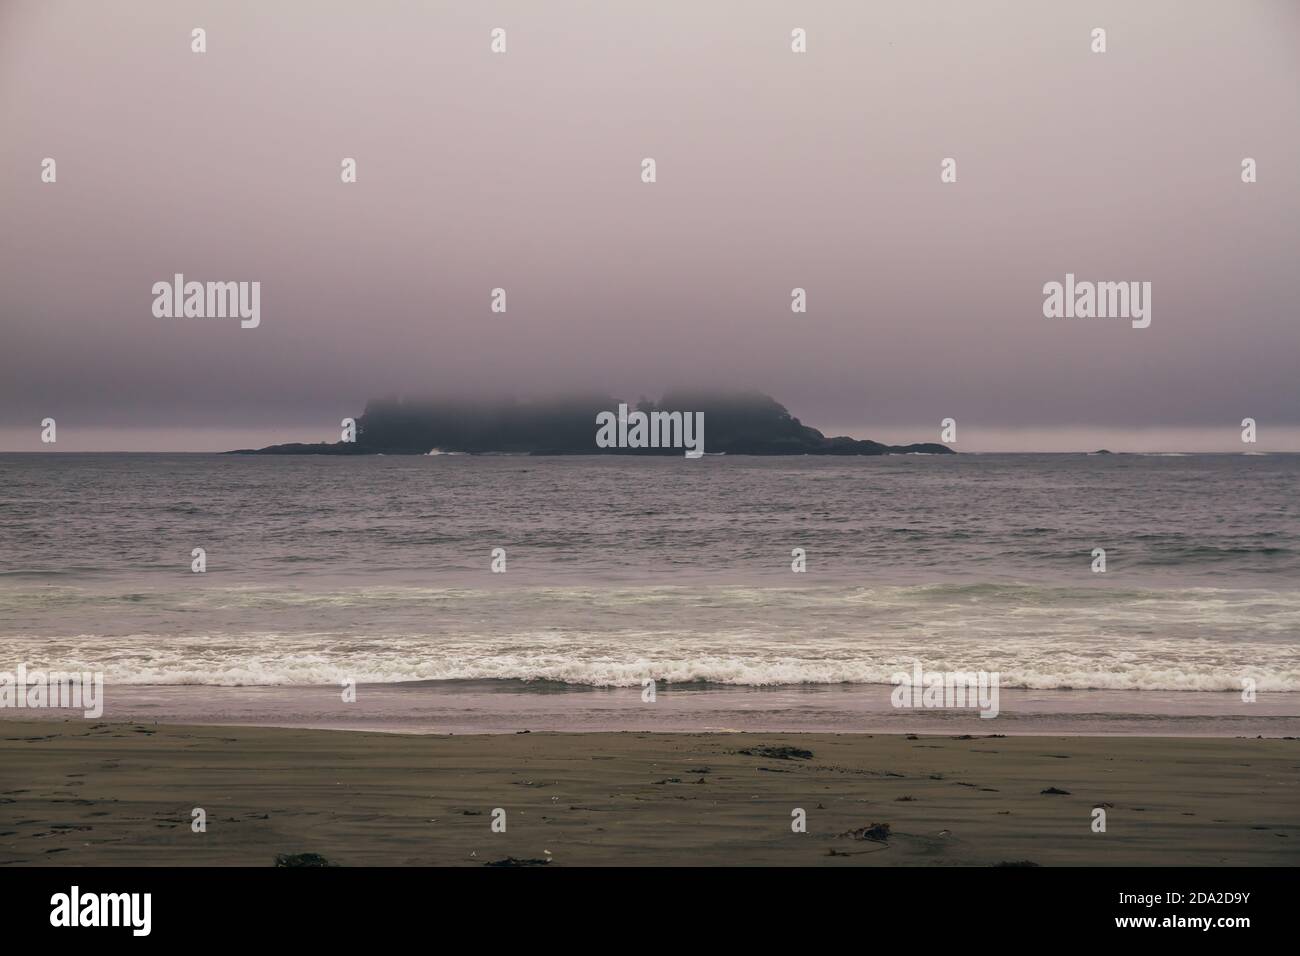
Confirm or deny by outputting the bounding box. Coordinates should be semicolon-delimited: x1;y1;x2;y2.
1;0;1297;451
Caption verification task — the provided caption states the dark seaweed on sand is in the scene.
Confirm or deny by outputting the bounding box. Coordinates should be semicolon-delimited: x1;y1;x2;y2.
737;745;813;760
275;852;336;867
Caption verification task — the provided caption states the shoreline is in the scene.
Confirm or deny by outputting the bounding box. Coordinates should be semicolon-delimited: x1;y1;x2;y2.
1;720;1296;866
3;681;1297;737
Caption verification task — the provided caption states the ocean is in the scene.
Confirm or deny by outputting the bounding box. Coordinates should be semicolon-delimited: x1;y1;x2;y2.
1;452;1297;734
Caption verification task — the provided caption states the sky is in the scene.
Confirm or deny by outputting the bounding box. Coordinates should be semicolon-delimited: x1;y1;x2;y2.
1;0;1297;452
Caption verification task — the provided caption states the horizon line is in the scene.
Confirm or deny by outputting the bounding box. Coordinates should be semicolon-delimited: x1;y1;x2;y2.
4;424;1299;455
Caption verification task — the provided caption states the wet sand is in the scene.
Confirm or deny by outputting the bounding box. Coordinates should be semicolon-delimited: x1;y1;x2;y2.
1;721;1297;866
2;681;1297;736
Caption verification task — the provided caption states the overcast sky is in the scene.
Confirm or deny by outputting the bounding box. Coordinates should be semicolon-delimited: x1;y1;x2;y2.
1;0;1296;452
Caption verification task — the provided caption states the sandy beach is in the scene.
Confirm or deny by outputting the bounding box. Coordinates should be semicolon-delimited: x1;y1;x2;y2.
2;721;1296;867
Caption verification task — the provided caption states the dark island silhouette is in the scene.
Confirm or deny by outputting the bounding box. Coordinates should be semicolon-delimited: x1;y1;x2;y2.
229;392;955;456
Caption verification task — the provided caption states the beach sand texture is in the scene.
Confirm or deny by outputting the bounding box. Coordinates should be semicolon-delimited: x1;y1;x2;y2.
2;722;1296;866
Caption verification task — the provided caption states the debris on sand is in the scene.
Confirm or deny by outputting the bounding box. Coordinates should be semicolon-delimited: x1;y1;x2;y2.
484;857;550;867
275;852;336;867
737;745;813;760
1041;787;1072;795
840;822;891;842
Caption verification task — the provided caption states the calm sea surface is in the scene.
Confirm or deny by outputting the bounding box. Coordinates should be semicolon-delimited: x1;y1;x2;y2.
1;453;1296;701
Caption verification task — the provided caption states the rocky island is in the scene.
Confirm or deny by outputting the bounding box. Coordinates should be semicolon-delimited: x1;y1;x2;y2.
229;392;955;457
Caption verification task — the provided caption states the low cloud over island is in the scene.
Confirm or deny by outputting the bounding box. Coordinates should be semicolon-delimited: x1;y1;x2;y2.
230;392;955;457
